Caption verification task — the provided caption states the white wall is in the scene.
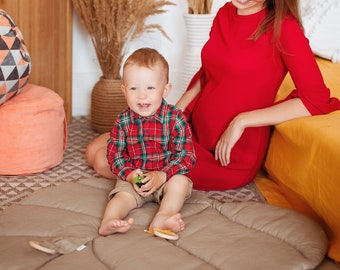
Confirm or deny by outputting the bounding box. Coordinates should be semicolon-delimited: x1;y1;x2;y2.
72;0;228;116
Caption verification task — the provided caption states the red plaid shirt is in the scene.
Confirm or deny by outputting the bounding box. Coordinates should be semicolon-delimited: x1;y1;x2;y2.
107;100;196;180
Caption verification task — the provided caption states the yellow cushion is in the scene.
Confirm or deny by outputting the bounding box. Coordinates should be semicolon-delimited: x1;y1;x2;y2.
0;84;67;175
257;57;340;262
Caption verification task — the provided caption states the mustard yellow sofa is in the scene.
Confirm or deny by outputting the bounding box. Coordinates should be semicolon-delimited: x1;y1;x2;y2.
256;57;340;263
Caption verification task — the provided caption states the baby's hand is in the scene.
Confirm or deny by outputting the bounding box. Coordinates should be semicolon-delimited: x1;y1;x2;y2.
127;169;145;191
138;171;166;197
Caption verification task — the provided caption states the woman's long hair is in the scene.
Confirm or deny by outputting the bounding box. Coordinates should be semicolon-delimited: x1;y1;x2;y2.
253;0;303;47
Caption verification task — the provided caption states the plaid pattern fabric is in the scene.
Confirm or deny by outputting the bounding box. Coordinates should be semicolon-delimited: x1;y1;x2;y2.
107;100;196;180
0;9;31;105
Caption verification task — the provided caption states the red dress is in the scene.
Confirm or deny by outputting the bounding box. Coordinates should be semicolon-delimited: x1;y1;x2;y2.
185;3;340;190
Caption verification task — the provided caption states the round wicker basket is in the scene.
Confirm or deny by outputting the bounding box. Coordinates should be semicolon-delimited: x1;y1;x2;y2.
91;77;127;133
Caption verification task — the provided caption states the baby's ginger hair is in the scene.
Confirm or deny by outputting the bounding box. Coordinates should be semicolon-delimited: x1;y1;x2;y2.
123;48;169;83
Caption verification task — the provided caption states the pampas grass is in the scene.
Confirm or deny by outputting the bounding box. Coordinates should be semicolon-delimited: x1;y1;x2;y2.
72;0;175;79
187;0;213;14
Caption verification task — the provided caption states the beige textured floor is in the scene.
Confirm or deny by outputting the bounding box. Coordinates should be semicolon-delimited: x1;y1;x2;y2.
0;116;265;211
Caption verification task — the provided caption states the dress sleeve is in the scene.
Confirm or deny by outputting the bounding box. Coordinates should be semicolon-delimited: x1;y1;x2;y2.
279;17;340;115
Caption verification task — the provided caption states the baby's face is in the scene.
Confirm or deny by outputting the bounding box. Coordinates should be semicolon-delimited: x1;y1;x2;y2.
122;64;170;117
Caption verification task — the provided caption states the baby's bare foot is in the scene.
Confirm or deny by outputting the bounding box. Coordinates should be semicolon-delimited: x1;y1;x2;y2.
164;213;185;233
99;217;134;236
150;213;185;233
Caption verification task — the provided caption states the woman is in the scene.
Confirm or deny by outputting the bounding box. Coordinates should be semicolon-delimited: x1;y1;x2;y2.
86;0;340;190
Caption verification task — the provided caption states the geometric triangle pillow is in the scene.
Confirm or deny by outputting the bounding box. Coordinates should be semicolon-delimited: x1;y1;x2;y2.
0;9;31;105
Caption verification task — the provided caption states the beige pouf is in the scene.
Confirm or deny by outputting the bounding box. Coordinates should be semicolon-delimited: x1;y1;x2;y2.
0;84;67;175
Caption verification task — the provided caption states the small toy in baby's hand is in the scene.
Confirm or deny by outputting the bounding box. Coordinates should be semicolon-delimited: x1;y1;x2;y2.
133;175;145;188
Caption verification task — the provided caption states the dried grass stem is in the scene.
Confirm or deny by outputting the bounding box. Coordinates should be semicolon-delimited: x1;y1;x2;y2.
72;0;175;79
187;0;213;14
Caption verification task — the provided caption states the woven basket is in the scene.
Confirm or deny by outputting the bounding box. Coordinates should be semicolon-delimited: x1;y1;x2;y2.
91;77;127;133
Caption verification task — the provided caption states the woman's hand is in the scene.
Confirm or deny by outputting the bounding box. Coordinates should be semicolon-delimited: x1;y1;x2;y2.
215;114;246;166
137;171;167;197
215;98;311;166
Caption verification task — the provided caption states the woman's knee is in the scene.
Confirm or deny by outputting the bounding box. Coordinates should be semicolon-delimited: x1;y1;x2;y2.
92;149;108;171
85;144;95;166
85;132;110;166
92;149;116;179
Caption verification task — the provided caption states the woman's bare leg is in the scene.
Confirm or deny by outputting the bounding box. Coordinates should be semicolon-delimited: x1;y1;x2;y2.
86;133;109;166
85;132;116;179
